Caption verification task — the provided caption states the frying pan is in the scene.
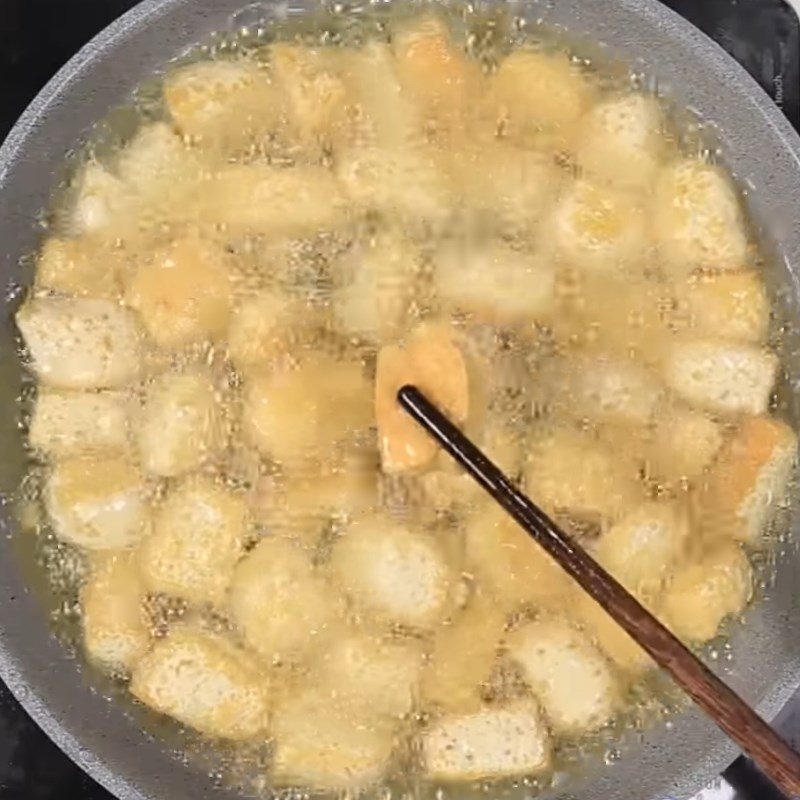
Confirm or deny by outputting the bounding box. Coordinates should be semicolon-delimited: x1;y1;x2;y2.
1;1;800;798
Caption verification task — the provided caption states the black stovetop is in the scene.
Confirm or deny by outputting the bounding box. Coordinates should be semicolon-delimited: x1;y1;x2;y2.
0;1;798;798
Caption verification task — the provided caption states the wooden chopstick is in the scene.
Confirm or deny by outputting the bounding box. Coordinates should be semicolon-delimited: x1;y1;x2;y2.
397;384;800;798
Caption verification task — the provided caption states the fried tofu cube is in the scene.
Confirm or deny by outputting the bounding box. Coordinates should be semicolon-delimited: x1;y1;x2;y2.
675;271;769;344
310;626;424;719
330;512;453;629
507;617;619;734
435;241;555;325
332;229;420;344
243;355;371;464
137;369;225;477
576;93;665;189
550;179;646;273
272;689;394;790
422;701;551;781
199;164;348;237
335;41;419;149
139;478;246;605
525;428;642;523
594;501;690;594
116;122;200;191
489;50;592;152
226;291;301;373
392;15;478;142
573;592;654;675
645;406;724;484
17;298;141;390
661;542;753;643
269;43;350;155
700;416;797;544
450;142;563;236
82;551;149;673
68;163;128;237
560;354;662;426
465;506;573;612
47;456;149;550
130;626;269;740
653;158;748;273
126;236;232;350
336;146;453;225
277;458;378;533
664;339;778;416
164;59;282;151
551;271;674;367
30;390;130;457
228;537;342;663
375;324;469;473
421;591;506;713
35;236;123;299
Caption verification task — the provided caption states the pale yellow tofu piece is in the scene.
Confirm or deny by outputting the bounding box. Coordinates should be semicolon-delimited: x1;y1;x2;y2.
450;142;563;236
115;122;200;193
420;420;523;515
137;370;225;477
435;241;555;325
269;43;350;154
489;49;593;152
330;512;453;628
421;591;506;713
664;339;778;416
675;271;769;344
700;416;797;544
375;324;469;473
646;406;724;485
228;537;342;663
126;236;232;350
336;41;419;150
332;229;420;344
559;354;662;426
507;617;619;734
243;355;371;464
17;297;141;390
309;626;424;718
595;501;690;594
30;391;130;457
576;93;665;189
226;291;301;373
526;428;642;523
573;592;654;675
139;478;246;605
272;688;394;790
47;455;149;550
68;163;128;237
130;626;268;740
465;506;573;612
661;542;753;643
336;146;453;226
82;551;149;673
35;236;123;299
422;701;551;782
251;445;378;543
551;271;674;367
276;457;378;534
482;419;526;476
164;59;282;150
653;158;748;273
198;164;348;237
550;179;646;273
392;15;478;144
418;469;482;517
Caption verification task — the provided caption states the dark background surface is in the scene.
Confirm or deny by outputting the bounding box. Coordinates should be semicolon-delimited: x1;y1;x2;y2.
0;0;798;798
